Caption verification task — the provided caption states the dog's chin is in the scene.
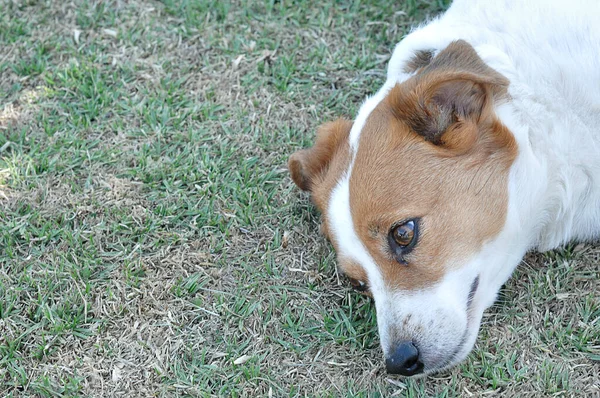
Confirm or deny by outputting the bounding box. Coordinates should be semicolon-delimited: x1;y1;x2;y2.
420;311;484;376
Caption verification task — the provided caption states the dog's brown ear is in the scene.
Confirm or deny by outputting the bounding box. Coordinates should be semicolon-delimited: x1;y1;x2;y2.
289;119;353;192
389;40;508;152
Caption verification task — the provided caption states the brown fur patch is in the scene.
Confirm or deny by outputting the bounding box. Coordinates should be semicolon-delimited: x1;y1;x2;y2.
348;41;517;290
288;119;353;237
390;41;509;148
403;50;434;73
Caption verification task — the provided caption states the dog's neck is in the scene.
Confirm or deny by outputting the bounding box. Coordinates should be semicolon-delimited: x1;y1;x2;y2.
471;41;600;252
498;96;600;252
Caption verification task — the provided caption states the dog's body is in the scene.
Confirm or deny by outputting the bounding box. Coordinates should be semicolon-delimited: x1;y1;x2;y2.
289;0;600;376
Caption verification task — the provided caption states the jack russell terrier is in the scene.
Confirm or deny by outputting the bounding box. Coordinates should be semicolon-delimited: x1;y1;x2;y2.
288;0;600;376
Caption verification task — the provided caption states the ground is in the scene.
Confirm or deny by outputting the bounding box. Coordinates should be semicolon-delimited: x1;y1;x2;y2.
0;0;598;397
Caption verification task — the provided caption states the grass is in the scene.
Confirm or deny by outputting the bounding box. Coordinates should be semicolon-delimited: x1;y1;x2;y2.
0;0;598;396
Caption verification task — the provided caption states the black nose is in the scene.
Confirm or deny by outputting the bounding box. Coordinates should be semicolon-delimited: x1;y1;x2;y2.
385;341;424;376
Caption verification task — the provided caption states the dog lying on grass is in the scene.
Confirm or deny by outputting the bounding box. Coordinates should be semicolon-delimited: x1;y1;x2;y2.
289;0;600;376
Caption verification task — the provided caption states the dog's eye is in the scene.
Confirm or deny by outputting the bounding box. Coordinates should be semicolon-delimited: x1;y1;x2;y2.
392;220;416;247
348;277;369;293
388;219;419;264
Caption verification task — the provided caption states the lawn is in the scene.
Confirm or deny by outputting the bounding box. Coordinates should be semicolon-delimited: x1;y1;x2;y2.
0;0;598;396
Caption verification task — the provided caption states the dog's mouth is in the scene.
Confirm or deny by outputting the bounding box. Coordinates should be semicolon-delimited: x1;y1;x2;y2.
424;275;481;374
466;276;480;311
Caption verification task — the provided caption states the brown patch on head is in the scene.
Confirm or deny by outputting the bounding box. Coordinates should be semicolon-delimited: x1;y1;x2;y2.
289;119;353;237
403;50;434;74
349;40;517;290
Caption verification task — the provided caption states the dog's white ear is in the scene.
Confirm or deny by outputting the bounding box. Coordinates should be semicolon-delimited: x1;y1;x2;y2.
389;40;508;152
288;119;353;192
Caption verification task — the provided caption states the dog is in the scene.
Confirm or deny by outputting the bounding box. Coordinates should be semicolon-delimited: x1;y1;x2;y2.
288;0;600;376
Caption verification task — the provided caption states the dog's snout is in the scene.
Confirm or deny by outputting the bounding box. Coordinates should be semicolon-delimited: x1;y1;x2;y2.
385;341;424;376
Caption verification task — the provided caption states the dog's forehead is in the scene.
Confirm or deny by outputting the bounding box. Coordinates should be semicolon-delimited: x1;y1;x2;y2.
327;170;388;294
316;83;397;247
348;81;399;151
323;83;397;284
326;87;444;291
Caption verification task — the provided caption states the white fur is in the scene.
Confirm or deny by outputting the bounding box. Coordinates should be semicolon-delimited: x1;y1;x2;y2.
328;0;600;373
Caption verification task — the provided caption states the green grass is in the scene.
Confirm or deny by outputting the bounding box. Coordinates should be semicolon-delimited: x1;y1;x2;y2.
0;0;598;396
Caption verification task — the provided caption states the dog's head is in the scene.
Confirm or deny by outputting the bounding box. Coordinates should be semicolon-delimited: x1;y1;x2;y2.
289;41;519;376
